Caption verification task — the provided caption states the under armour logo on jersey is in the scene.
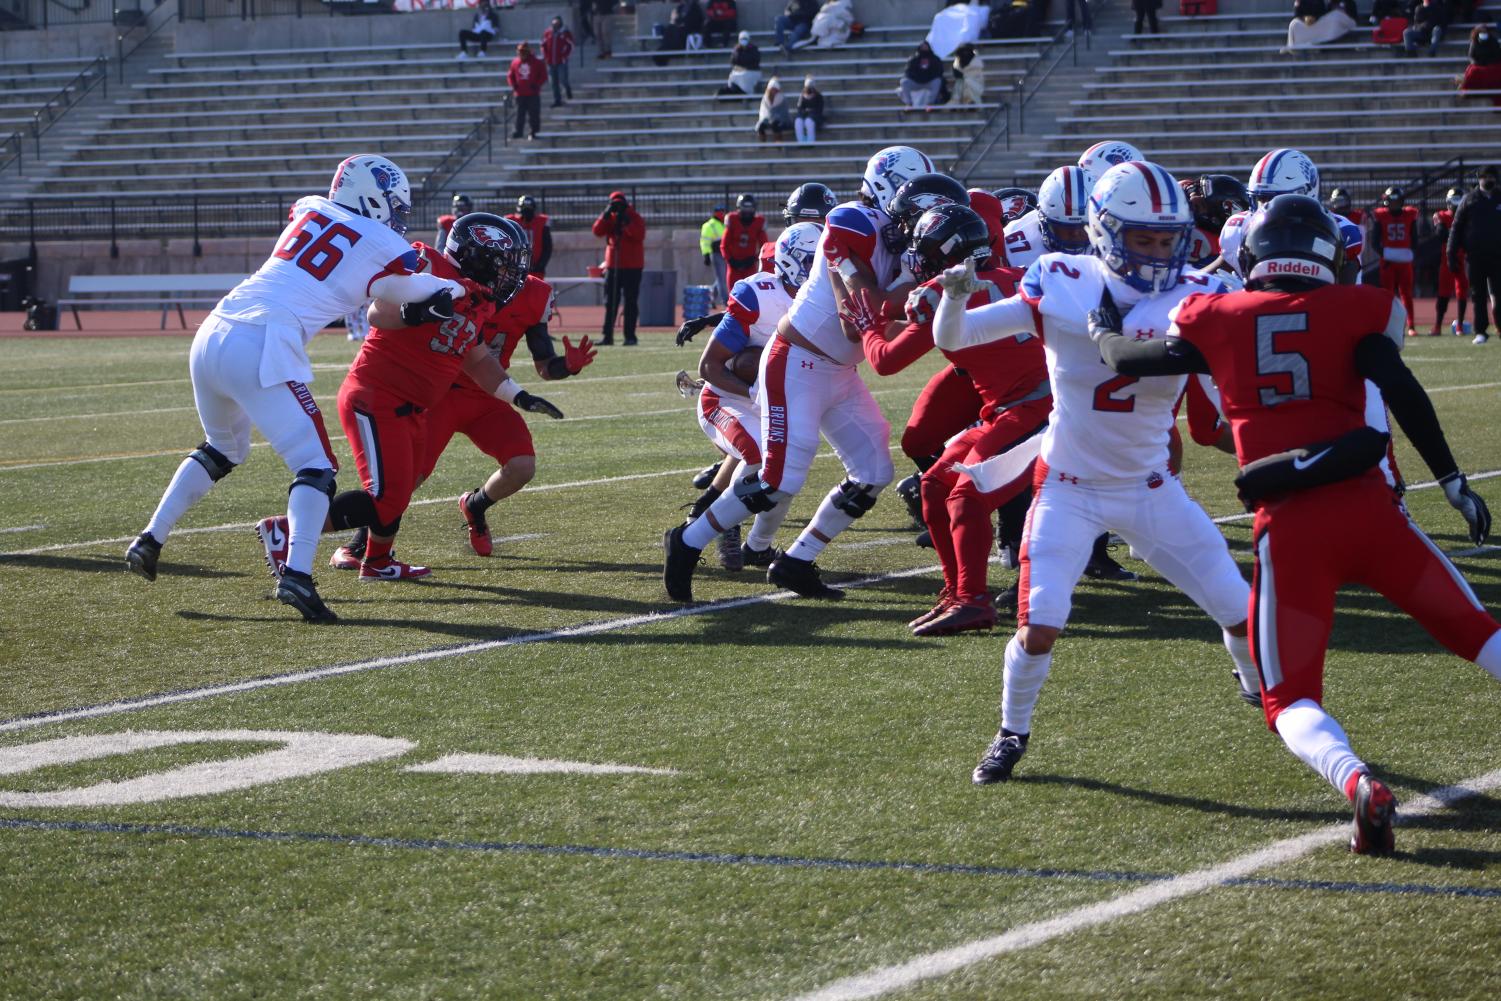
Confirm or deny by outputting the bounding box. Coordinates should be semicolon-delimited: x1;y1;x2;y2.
470;224;514;250
801;360;815;369
1134;328;1156;341
1057;472;1079;485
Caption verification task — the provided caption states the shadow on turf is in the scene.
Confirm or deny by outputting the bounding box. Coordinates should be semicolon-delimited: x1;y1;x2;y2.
0;553;243;579
175;608;530;640
1013;773;1349;825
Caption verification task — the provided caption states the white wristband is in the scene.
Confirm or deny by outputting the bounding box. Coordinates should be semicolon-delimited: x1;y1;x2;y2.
493;378;522;404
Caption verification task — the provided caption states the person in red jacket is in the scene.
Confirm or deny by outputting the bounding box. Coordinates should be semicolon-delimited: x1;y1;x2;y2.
506;194;553;276
720;193;767;286
542;15;575;107
1372;185;1420;335
507;42;548;141
434;193;473;249
591;191;648;345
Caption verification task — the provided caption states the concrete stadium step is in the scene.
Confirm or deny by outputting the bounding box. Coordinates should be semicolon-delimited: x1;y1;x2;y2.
505;149;966;179
128;66;504;95
100;99;496;124
1071;87;1479;112
518;134;974;164
1107;37;1471;66
66;121;481;146
1026;139;1501;163
1040;122;1496;148
1056;104;1501;129
537;119;984;144
1007;157;1480;186
60;140;458;165
1083;68;1463;91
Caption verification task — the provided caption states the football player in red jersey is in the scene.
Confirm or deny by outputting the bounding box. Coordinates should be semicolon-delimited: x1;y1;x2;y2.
1432;188;1470;336
1093;195;1501;855
1371;186;1420;335
849;204;1046;635
505;194;553;276
434;194;473;249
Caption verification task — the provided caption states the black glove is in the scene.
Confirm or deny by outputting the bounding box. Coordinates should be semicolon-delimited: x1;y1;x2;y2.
400;290;454;327
514;390;564;420
1441;471;1492;545
703;253;713;267
676;311;721;347
1086;288;1122;345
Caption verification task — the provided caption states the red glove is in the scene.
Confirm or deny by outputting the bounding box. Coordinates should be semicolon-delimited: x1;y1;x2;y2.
839;286;881;339
563;335;597;374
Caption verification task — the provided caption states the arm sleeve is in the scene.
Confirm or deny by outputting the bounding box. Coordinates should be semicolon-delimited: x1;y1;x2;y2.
368;270;465;304
537;226;553;271
1096;332;1211;375
1355;332;1459;480
861;321;932;375
524;323;556;361
933;292;1038;351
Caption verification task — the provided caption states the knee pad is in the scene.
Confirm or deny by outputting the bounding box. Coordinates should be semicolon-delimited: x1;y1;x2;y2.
189;441;237;481
832;479;881;518
327;490;377;531
290;466;337;499
734;473;790;514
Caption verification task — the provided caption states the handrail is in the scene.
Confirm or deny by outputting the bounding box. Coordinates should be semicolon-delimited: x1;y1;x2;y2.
116;0;180;83
1016;28;1078;135
422;96;509;198
951;100;1010;183
0;54;108;178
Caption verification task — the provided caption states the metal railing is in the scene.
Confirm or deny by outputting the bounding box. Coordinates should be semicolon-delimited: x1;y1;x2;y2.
0;54;108;177
950;100;1011;182
1013;26;1078;136
115;0;178;81
422;96;508;199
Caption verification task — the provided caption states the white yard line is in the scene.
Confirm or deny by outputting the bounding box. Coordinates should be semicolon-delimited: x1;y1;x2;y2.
0;524;45;535
0;406;197;426
783;766;1501;1001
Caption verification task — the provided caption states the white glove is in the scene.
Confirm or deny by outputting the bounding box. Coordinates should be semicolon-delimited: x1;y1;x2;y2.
937;257;982;300
1440;472;1492;545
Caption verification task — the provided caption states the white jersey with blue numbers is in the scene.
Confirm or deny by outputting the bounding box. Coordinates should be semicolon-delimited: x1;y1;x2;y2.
784;201;903;367
1001;210;1047;271
709;274;795;406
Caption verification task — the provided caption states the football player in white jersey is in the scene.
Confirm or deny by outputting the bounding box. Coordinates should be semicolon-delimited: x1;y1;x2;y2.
934;161;1263;783
1001;166;1093;272
125;154;471;622
689;223;822;569
664;146;930;601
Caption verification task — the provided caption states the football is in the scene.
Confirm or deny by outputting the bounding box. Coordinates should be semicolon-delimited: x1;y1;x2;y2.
727;346;763;386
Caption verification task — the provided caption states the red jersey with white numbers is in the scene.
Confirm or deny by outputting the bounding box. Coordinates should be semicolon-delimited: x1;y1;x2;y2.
447;274;556;398
1167;284;1406;465
345;244;497;409
1372;205;1420;262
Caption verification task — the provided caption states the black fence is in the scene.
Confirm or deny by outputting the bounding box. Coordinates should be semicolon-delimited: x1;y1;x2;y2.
0;0;155;29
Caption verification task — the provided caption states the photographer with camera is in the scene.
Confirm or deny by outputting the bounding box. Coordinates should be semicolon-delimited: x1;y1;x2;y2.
591;191;647;345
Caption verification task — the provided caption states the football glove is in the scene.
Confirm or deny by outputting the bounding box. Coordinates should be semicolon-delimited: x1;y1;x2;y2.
675;370;706;399
839;286;881;338
1440;471;1492;544
514;390;564;420
676;312;719;347
703;253;713;267
1087;288;1123;345
562;335;597;374
937;257;982;299
400;289;454;327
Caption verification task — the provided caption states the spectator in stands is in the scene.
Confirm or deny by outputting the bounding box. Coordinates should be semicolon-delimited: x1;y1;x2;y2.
1132;0;1162;34
1458;26;1501;104
777;0;819;55
506;195;554;276
1471;20;1501;64
593;192;647;346
591;0;617;58
810;0;855;48
508;42;548;140
757;76;792;140
458;1;498;60
719;30;763;95
1448;165;1501;345
1369;0;1407;45
704;0;739;48
794;74;824;142
1404;0;1450;55
435;194;473;248
952;43;984;104
1285;0;1357;51
700;204;729;305
899;40;945;109
990;0;1043;40
543;16;575;107
1064;0;1093;34
577;0;594;43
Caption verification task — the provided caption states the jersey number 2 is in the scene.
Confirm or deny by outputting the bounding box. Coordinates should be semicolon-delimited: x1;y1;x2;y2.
1092;374;1138;413
274;212;363;282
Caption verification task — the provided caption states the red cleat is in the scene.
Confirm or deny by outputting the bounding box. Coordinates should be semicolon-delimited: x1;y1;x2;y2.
359;554;432;582
255;516;289;578
913;595;998;637
909;588;953;630
328;546;362;571
1350;773;1397;856
459;491;493;557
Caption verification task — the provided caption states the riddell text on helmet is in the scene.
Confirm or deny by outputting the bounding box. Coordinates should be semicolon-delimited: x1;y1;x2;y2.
1265;259;1322;276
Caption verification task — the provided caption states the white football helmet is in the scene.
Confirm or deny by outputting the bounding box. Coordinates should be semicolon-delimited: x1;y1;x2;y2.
860;146;934;214
774;222;822;289
1077;140;1144;180
1247;149;1320;207
1036;166;1093;255
1087;161;1194;294
329;154;412;235
1447;187;1463;208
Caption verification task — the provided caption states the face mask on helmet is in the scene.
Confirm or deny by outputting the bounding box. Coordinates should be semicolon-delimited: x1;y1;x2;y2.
774;222;821;289
887;173;969;236
1036;166;1092;255
1237;194;1344;291
1447;188;1463;208
860;146;935;214
903;204;991;283
1190;174;1251;233
330;155;413;235
1088;161;1193;293
516;196;537;219
991;186;1038;223
445;213;531;306
1247;148;1320;208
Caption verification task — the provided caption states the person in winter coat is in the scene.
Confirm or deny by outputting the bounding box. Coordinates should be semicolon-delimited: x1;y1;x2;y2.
756;76;792;140
720;31;762;95
898;40;944;108
1133;0;1162;34
508;42;548;140
592;192;648;345
952;43;984;104
1449;165;1501;345
794;75;824;142
776;0;819;54
458;1;498;59
704;0;739;47
810;0;854;48
542;16;576;106
721;194;767;286
1403;0;1450;55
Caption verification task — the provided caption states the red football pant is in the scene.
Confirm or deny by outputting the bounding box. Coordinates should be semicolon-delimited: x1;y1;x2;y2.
337;382;426;527
726;263;757;288
920;398;1051;599
901;364;983;464
1378;260;1415;324
420;385;536;483
1249;473;1499;728
1438;250;1469;300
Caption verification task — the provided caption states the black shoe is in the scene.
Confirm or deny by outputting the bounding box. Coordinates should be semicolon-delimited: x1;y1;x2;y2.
972;731;1028;785
767;554;844;599
276;568;339;623
598;336;615;346
915;529;933;548
623;338;638;346
740;543;782;567
716;525;744;571
662;525;702;602
994;582;1019;610
124;532;162;582
894;473;924;527
691;463;720;490
1350;773;1397;856
1232;669;1263;709
1084;541;1138;581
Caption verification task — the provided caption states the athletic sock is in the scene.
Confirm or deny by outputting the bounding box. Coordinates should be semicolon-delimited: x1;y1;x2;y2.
467;487;498;515
683;490;750;550
143;458;215;542
365;535;393;563
1474;629;1501;682
284;484;330;576
1273;698;1367;799
785;484;859;561
1000;633;1053;736
1223;630;1261;701
746;495;791;551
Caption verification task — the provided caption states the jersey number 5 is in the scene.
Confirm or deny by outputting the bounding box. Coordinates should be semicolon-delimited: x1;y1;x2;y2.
1255;313;1311;406
274;212;363;282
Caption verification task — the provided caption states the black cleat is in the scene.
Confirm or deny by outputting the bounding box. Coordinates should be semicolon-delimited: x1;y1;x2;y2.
1084;540;1138;581
662;525;702;602
1350;773;1397;856
1232;670;1264;709
716;525;744;571
767;554;845;599
915;528;933;548
124;532;162;582
275;568;339;623
972;731;1028;785
691;463;720;490
740;543;782;568
993;582;1019;610
895;473;925;528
